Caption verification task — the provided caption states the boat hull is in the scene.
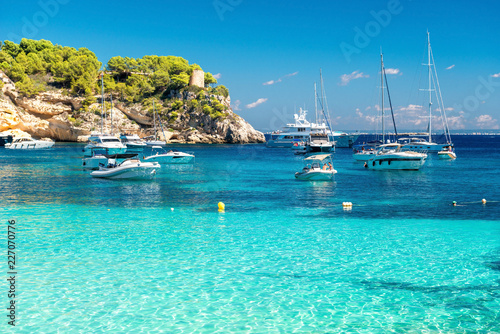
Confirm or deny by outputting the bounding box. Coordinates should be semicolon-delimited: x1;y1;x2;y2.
91;165;159;179
295;169;336;181
6;140;54;149
144;154;194;164
438;151;457;159
400;143;451;153
366;154;426;170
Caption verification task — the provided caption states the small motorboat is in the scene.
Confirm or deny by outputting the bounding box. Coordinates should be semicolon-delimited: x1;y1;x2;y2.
143;146;195;164
90;154;160;179
6;137;54;149
295;154;337;181
438;146;457;159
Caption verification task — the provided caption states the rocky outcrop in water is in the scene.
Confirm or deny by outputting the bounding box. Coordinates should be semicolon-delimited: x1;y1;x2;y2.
0;70;264;143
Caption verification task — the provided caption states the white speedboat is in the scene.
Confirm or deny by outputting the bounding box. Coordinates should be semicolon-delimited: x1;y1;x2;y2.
90;155;160;179
120;133;148;150
438;146;457;159
364;144;427;170
143;146;195;164
6;137;54;149
295;154;337;181
83;133;127;156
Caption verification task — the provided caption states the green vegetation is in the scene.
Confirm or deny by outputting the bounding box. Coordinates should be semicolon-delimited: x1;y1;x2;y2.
0;39;100;97
0;38;230;122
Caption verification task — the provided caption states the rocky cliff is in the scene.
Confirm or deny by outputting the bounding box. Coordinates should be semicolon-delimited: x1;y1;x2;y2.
0;70;265;144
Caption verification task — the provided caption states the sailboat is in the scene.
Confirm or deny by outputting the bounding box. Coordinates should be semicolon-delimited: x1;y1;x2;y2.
364;53;427;170
83;73;127;157
145;99;167;147
305;70;336;154
399;31;454;153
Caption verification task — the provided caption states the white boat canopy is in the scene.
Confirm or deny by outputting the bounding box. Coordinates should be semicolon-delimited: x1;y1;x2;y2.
304;154;331;161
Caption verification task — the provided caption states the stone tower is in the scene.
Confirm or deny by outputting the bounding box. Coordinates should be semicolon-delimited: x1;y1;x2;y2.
189;69;205;88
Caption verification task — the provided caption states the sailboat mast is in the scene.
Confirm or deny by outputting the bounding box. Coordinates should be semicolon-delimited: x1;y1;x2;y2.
110;94;114;135
381;52;385;144
100;73;104;134
427;31;432;143
314;83;318;125
153;99;157;141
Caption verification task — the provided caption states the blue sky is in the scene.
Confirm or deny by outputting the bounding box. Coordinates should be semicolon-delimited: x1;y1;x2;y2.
1;0;499;131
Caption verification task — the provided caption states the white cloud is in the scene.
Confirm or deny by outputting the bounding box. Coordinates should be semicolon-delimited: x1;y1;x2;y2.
246;98;268;109
232;100;241;111
384;68;401;75
263;79;280;86
339;71;369;86
284;71;299;78
446;65;455;70
213;73;221;79
399;104;423;111
491;73;500;78
475;114;499;129
263;71;298;85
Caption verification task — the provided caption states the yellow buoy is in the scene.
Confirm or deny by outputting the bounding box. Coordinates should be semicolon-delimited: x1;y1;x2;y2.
482;199;487;204
218;202;225;212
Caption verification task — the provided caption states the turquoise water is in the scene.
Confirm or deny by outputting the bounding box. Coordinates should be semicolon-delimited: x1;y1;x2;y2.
1;136;500;333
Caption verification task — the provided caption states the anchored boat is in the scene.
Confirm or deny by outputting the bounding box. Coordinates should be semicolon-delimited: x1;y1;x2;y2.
295;154;337;181
90;154;160;179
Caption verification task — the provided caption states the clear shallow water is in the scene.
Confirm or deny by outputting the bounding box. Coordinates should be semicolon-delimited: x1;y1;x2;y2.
1;135;500;333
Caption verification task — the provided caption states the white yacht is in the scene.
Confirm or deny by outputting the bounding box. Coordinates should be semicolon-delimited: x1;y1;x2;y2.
83;134;127;157
266;108;358;148
295;154;337;181
364;143;427;170
6;137;54;149
90;154;160;179
143;146;195;164
120;133;148;150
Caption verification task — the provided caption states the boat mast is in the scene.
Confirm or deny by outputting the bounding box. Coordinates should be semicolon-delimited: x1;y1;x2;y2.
319;69;334;136
110;94;114;135
314;82;318;125
427;31;433;143
100;73;104;134
381;51;385;144
153;100;156;141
